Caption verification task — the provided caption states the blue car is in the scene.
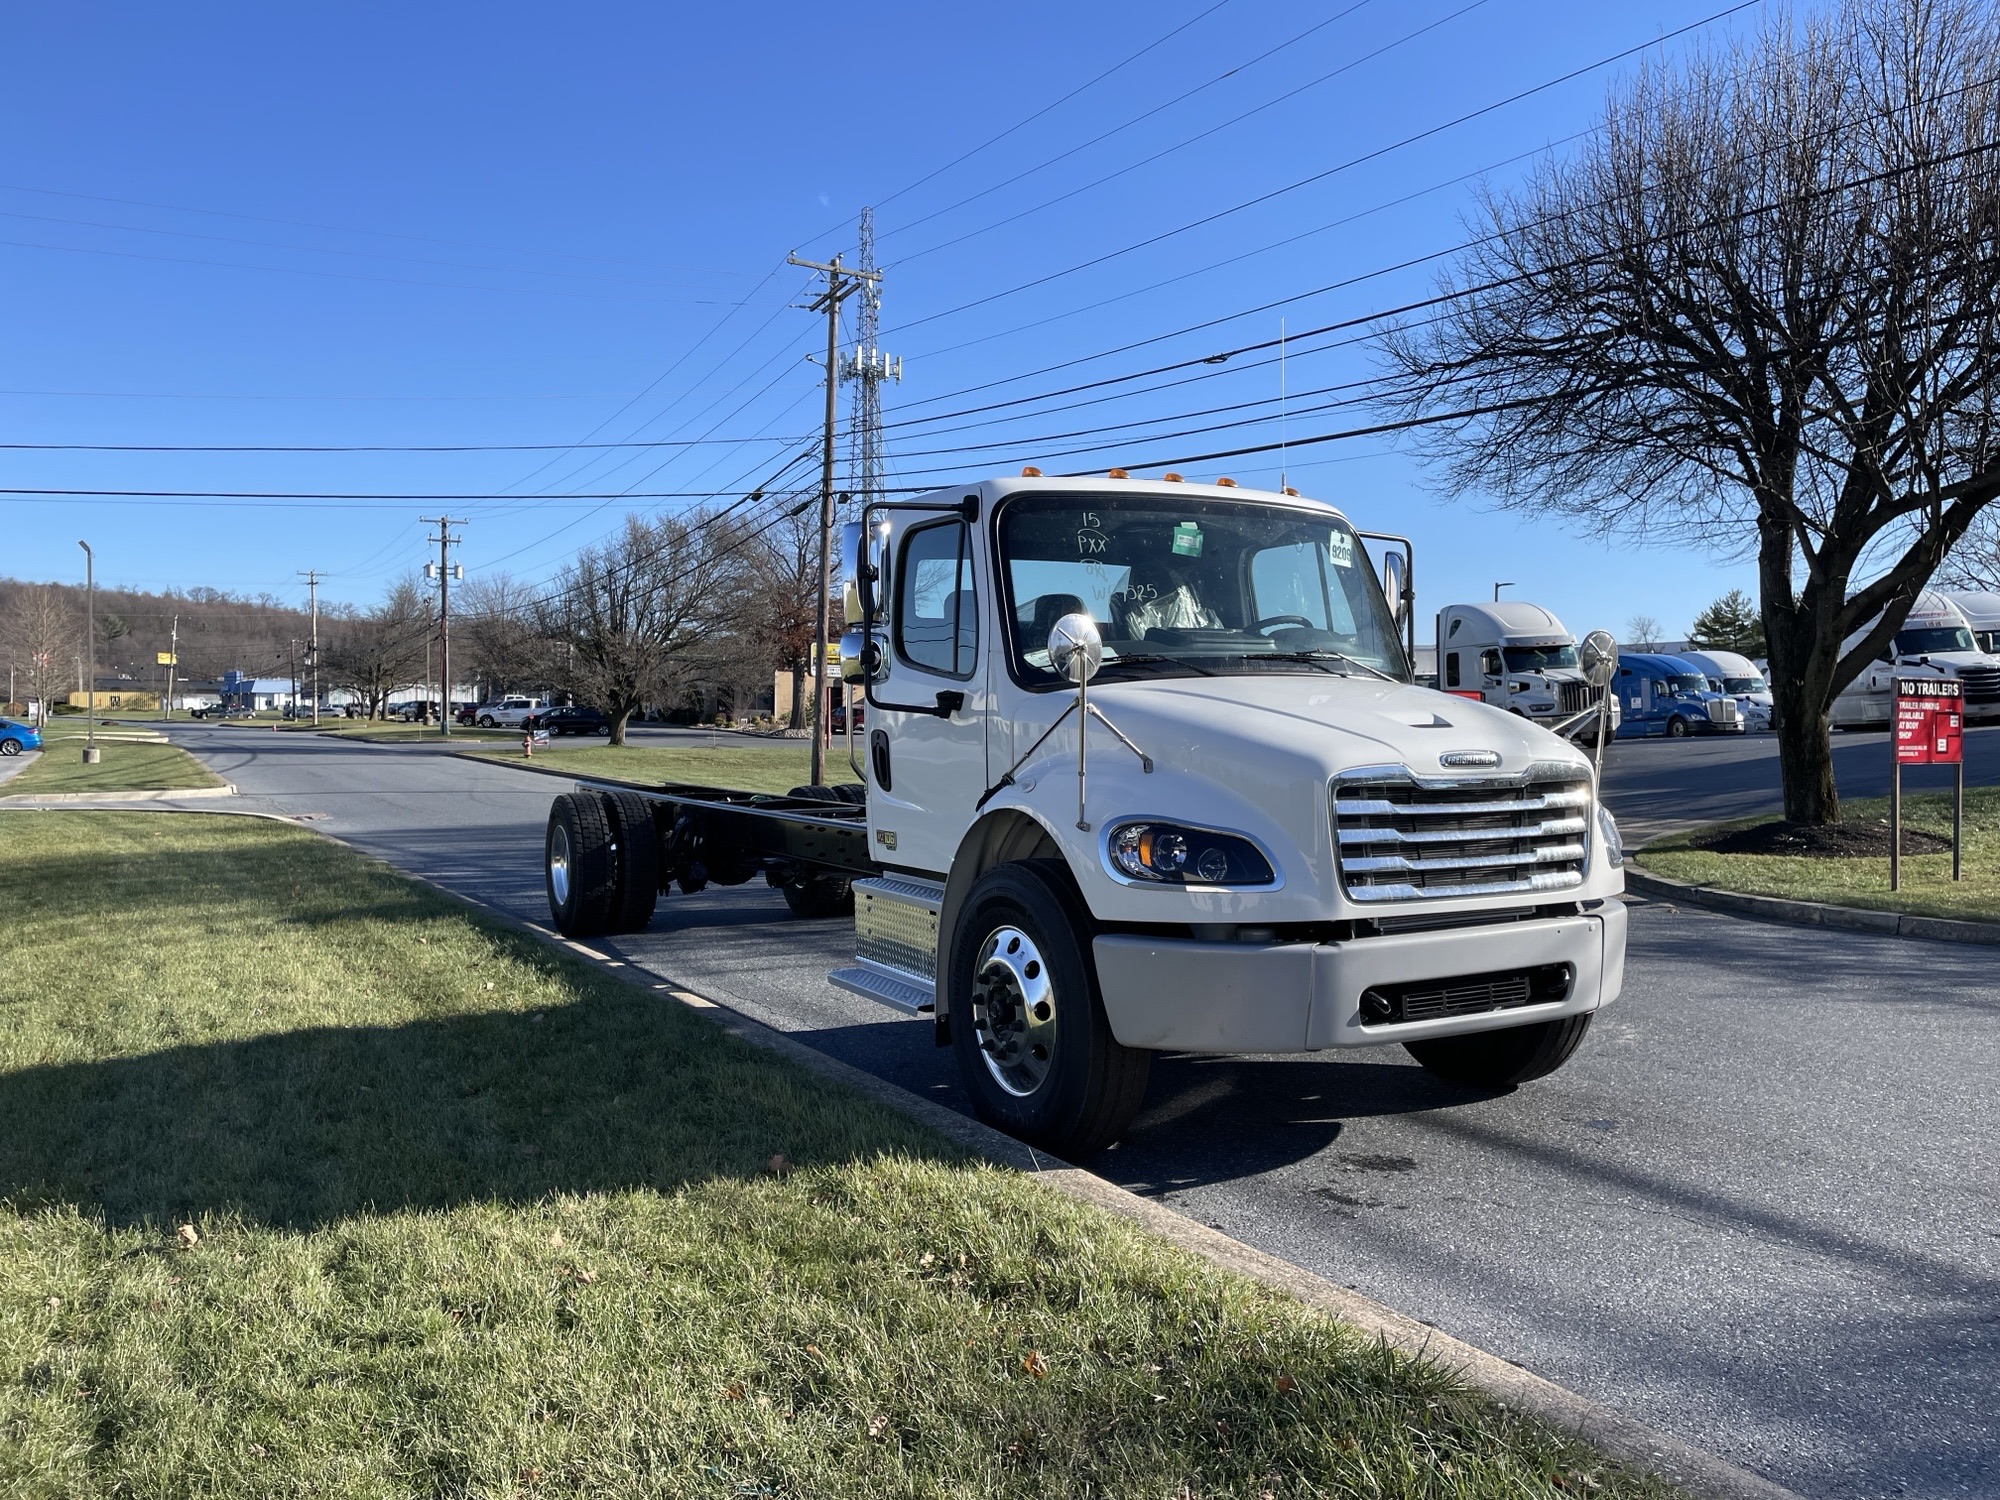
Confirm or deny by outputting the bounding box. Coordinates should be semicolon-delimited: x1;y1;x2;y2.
0;717;42;756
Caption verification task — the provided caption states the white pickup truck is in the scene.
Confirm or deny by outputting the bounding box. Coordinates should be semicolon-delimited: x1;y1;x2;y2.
539;475;1627;1155
474;696;546;729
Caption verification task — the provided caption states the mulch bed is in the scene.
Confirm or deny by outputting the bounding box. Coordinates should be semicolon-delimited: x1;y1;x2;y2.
1687;819;1953;857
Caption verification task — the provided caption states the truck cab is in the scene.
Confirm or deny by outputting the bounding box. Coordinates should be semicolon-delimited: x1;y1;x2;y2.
1678;649;1773;732
1610;653;1745;738
832;475;1627;1153
1434;601;1609;736
1831;590;2000;729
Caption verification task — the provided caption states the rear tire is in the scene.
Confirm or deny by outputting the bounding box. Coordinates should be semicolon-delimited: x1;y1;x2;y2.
599;791;660;934
546;792;617;937
947;860;1150;1158
1404;1013;1593;1089
0;740;18;756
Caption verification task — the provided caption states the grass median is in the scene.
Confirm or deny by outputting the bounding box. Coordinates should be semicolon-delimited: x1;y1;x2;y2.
0;812;1669;1499
466;740;853;795
1636;785;2000;922
0;728;221;798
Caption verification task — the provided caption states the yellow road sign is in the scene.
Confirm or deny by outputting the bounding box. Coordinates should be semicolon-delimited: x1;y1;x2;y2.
156;652;178;665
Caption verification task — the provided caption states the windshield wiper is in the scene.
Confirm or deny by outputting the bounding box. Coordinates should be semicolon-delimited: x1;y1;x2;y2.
1249;649;1399;683
1097;653;1220;677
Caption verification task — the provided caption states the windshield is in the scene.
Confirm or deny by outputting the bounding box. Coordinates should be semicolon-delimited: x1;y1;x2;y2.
997;493;1409;686
1722;676;1767;694
1668;674;1707;695
1502;644;1578;673
1896;626;1976;655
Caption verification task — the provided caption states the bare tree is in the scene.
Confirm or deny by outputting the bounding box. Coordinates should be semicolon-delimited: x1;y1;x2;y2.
1380;0;2000;824
457;572;547;702
1625;615;1664;651
541;511;748;744
0;585;78;721
322;577;431;718
738;495;825;730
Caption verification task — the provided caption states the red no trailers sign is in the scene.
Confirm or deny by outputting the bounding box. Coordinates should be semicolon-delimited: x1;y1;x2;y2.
1894;677;1964;766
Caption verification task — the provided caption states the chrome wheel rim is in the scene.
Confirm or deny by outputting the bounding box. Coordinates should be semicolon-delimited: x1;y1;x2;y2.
970;924;1057;1098
549;823;572;907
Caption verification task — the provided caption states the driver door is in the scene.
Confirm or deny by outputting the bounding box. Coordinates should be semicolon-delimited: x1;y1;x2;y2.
870;514;990;876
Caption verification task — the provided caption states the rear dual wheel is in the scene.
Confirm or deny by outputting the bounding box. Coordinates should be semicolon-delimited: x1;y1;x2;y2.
775;786;858;918
545;790;659;937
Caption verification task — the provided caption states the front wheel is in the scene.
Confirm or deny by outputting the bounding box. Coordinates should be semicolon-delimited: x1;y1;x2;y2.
947;860;1150;1158
1665;716;1688;738
478;715;496;728
1404;1013;1593;1089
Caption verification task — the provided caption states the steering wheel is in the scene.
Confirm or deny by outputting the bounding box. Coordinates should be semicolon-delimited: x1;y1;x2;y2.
1253;614;1318;634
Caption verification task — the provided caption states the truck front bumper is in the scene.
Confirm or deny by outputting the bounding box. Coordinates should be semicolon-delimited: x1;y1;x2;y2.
1091;901;1625;1054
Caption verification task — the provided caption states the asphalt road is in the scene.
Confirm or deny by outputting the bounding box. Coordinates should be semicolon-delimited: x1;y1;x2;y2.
148;723;2000;1499
1599;723;2000;841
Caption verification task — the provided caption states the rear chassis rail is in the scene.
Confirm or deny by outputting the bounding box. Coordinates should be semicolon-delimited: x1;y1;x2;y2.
567;775;877;886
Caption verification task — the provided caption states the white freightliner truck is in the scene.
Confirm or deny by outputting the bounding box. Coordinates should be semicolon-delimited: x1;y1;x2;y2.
1434;600;1617;739
1830;589;2000;730
539;476;1629;1156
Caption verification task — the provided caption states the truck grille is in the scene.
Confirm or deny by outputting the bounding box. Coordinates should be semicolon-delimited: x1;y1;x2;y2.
1333;769;1591;904
1556;680;1593;715
1958;664;2000;703
1710;697;1739;724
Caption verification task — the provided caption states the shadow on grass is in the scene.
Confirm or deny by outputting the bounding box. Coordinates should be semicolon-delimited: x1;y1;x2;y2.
0;992;950;1233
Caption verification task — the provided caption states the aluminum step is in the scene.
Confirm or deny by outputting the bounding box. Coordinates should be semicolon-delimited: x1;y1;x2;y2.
828;964;933;1016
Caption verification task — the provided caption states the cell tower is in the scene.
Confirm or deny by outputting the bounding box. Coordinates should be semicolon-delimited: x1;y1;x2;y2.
840;206;899;508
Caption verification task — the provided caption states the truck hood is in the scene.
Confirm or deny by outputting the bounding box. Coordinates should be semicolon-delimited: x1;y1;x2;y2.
1087;672;1589;781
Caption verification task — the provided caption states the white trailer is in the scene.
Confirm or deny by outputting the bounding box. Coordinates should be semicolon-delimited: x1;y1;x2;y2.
540;475;1628;1155
1831;589;2000;729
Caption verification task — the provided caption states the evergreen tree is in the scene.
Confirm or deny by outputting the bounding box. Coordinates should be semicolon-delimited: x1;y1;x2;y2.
1688;589;1765;656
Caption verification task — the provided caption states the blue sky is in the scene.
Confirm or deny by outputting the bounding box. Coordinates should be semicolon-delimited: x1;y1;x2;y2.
0;0;1782;642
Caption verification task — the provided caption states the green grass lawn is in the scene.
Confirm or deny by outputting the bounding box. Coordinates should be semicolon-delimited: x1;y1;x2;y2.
1637;786;2000;922
467;740;860;795
0;736;221;797
0;814;1668;1499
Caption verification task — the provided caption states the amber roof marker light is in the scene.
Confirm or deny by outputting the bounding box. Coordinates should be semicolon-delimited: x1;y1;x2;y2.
1214;476;1237;487
1106;467;1129;479
1161;472;1184;482
1020;466;1043;477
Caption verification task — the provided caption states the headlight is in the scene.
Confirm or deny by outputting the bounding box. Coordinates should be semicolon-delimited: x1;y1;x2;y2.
1108;822;1275;886
1596;803;1624;868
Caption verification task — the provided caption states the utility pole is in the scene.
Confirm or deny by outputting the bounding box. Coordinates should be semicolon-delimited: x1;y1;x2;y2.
289;639;300;717
422;518;464;736
78;540;98;764
788;248;879;787
300;570;322;725
160;614;178;720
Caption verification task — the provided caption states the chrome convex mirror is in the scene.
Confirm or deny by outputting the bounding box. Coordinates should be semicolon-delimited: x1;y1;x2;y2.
1580;629;1619;689
1048;613;1102;685
1380;551;1408;624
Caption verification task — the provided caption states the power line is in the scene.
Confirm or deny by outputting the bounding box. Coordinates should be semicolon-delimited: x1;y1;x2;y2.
884;1;1763;337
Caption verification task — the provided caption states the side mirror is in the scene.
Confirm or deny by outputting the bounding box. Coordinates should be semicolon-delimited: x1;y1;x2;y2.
1380;551;1408;623
1580;630;1619;689
839;630;883;684
1048;613;1102;685
840;518;889;624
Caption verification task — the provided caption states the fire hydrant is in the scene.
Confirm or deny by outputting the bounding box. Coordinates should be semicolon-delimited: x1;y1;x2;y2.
522;729;534;758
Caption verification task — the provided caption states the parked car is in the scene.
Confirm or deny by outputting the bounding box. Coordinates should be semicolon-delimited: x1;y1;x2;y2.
0;717;42;756
392;700;442;723
474;696;546;728
193;703;253;720
526;705;612;736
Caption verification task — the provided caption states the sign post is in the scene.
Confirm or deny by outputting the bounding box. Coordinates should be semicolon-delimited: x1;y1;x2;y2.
1891;677;1964;889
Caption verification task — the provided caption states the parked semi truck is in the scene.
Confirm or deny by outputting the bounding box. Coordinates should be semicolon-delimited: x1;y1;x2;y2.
1610;653;1745;737
1678;649;1773;732
1831;589;2000;730
1434;600;1617;740
539;475;1628;1155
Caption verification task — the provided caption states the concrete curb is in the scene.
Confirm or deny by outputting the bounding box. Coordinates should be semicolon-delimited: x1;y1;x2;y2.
0;781;234;804
17;801;1798;1499
1625;863;2000;946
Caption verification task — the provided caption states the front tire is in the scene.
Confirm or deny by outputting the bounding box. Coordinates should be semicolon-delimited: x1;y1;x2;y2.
947;861;1150;1158
1404;1013;1593;1089
478;715;496;728
1666;716;1688;738
546;792;617;937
